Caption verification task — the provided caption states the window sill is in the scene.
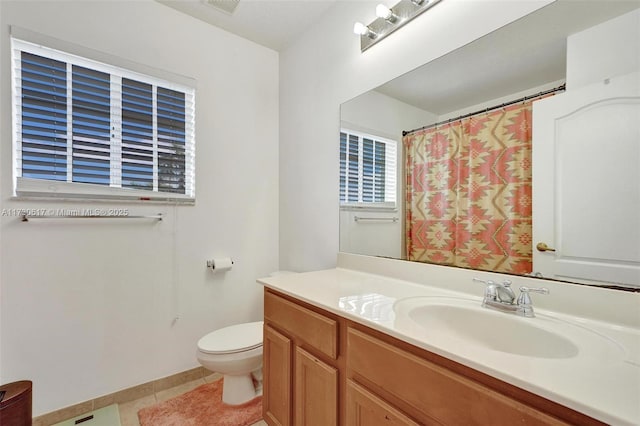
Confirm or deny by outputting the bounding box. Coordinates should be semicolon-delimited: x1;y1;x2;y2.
13;178;195;205
11;195;195;206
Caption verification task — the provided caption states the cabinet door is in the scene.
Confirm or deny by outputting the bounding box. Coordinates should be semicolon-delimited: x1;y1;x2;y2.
294;347;338;426
346;380;422;426
264;325;292;426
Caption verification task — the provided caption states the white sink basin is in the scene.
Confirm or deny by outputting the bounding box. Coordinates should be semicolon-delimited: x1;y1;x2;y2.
393;297;622;360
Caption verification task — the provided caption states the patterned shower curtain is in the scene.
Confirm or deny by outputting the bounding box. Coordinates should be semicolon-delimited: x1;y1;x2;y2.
404;102;535;274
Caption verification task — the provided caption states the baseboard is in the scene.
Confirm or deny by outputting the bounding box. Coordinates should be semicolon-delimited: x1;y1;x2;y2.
33;367;210;426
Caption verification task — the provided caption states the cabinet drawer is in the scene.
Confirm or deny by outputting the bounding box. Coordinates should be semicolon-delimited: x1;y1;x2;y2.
264;291;338;359
347;328;567;425
346;380;422;426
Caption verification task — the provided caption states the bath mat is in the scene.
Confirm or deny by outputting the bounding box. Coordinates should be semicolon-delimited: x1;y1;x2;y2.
53;404;121;426
138;380;262;426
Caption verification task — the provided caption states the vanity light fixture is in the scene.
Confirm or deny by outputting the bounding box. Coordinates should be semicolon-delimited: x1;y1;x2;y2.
355;0;442;52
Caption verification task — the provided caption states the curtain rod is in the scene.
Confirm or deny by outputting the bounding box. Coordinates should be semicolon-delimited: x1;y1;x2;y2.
402;83;566;137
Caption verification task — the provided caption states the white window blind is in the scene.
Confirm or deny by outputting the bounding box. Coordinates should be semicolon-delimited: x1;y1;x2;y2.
11;37;195;202
339;129;397;208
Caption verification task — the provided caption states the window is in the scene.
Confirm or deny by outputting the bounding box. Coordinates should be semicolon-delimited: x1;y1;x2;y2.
339;129;397;208
11;37;195;202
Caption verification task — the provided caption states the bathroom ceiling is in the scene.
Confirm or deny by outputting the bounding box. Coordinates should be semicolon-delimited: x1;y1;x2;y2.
156;0;340;51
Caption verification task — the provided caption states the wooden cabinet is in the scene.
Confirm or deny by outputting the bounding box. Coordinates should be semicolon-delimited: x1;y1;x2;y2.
347;327;572;425
263;290;340;425
263;288;603;426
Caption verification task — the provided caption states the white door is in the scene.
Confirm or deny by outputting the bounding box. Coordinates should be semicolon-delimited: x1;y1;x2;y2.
532;72;640;287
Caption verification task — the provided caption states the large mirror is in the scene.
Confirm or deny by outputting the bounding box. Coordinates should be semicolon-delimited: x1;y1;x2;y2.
340;1;640;290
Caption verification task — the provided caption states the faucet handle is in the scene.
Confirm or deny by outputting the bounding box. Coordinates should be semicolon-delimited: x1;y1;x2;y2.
519;286;549;295
472;278;496;286
502;279;512;288
516;286;549;317
472;278;498;301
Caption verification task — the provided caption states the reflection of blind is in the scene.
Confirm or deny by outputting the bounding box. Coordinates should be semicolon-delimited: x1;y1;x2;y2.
362;138;386;202
348;133;359;202
339;130;396;207
339;132;346;201
375;140;386;201
13;37;195;199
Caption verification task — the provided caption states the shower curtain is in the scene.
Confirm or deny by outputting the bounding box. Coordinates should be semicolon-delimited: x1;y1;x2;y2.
404;101;535;274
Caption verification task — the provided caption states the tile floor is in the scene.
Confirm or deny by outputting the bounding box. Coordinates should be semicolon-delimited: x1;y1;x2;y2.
117;372;267;426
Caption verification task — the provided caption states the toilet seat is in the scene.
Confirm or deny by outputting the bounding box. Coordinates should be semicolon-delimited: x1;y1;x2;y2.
197;321;263;355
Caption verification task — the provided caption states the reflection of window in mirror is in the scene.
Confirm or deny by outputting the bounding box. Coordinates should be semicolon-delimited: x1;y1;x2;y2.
339;129;397;209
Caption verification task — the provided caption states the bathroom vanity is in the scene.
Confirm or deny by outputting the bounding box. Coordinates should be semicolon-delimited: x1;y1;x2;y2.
259;255;640;425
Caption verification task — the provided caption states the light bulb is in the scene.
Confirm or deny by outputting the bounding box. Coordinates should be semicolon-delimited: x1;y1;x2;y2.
375;4;398;23
375;4;392;19
353;22;377;38
353;22;367;36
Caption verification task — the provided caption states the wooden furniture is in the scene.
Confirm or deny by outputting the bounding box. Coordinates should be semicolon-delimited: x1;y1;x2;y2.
263;290;340;426
0;380;32;426
263;288;604;425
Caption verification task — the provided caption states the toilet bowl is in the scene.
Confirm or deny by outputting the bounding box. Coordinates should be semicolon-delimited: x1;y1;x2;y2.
196;321;263;405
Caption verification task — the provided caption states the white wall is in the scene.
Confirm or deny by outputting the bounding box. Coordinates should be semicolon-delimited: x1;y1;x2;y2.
0;0;278;416
567;8;640;90
339;91;435;258
279;0;554;272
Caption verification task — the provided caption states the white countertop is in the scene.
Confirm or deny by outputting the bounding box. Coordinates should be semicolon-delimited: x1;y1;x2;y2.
258;267;640;425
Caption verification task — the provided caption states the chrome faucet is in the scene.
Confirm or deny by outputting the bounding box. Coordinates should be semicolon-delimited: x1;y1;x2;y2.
473;278;548;317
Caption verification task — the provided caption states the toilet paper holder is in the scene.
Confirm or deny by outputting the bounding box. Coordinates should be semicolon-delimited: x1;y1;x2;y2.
206;258;234;271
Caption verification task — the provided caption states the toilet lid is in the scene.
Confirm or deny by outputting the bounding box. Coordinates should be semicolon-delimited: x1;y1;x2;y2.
197;321;263;354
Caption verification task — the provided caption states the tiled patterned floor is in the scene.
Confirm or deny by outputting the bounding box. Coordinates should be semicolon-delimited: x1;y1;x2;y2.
118;372;267;426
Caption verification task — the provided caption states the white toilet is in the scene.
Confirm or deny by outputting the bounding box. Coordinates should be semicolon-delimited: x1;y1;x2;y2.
196;321;264;405
196;271;295;405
